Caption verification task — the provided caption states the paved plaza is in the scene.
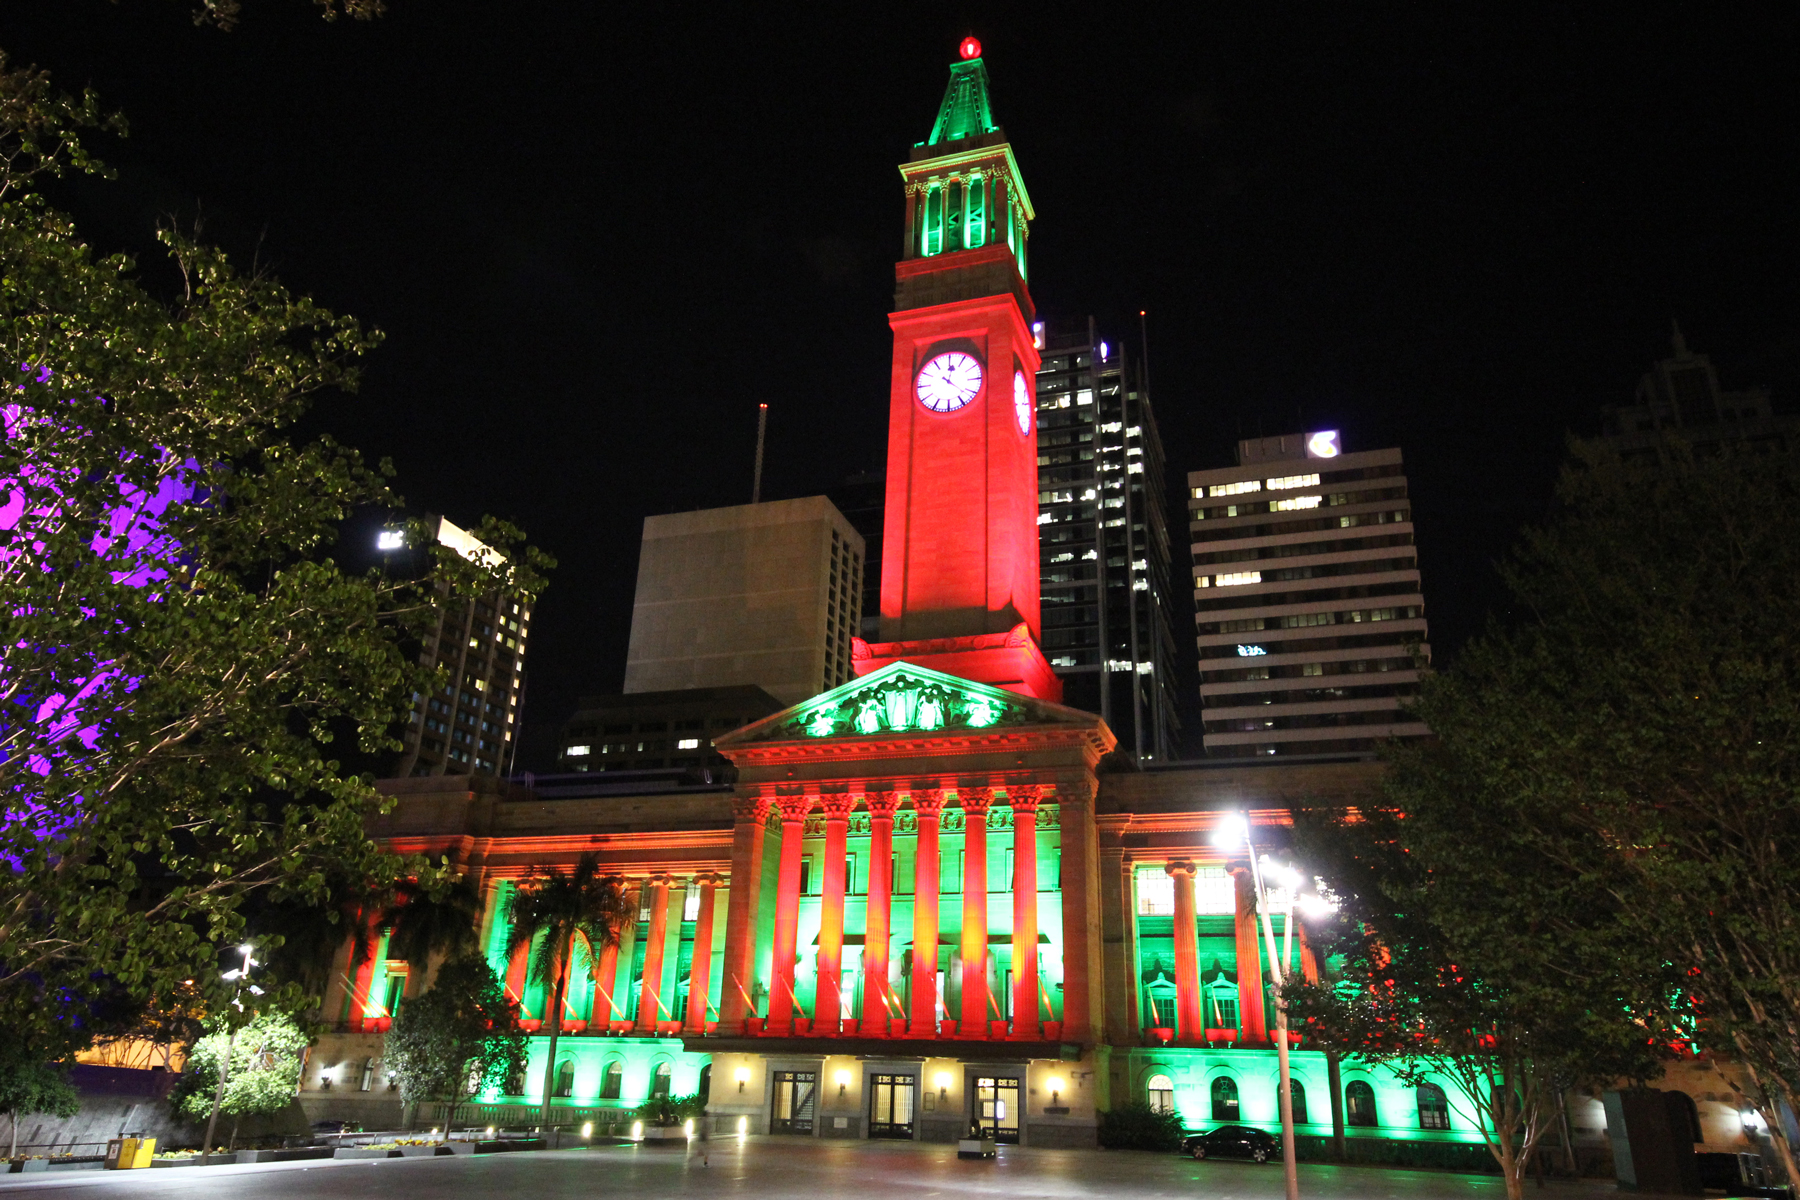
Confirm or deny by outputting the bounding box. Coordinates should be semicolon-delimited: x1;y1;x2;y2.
0;1138;1640;1200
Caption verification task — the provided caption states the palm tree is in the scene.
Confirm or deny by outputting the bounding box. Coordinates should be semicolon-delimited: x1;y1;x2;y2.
505;854;633;1126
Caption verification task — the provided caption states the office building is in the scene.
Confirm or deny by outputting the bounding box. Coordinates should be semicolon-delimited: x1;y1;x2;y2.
386;515;531;779
1033;318;1181;762
1601;326;1796;458
555;684;783;776
623;496;865;705
1187;432;1430;758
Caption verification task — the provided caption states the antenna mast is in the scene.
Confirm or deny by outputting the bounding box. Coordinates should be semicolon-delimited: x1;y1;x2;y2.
751;403;769;503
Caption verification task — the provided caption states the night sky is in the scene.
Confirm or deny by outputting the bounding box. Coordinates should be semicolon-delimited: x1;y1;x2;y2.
6;3;1796;766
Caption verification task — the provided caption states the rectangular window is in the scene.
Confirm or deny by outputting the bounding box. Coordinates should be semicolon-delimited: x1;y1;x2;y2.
1195;867;1235;915
683;887;701;922
565;744;590;757
799;857;813;896
1266;473;1320;490
1213;571;1262;587
1208;479;1262;497
1271;495;1323;511
675;737;700;750
1136;866;1174;916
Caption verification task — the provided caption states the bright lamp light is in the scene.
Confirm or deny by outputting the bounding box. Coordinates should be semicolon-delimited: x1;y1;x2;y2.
1211;813;1248;850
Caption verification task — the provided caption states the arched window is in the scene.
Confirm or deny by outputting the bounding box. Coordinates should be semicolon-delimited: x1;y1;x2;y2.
1286;1078;1308;1124
1670;1091;1701;1142
1417;1083;1450;1130
698;1064;712;1101
600;1060;623;1101
1211;1075;1240;1122
1147;1074;1174;1115
553;1059;575;1098
651;1061;673;1098
1346;1080;1378;1128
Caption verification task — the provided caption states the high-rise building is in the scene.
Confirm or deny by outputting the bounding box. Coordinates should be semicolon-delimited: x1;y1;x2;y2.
623;496;864;706
1601;326;1796;458
554;684;783;776
387;515;532;778
1186;432;1430;758
1033;317;1180;762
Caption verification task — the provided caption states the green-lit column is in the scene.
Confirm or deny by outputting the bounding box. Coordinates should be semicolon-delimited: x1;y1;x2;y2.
908;788;946;1036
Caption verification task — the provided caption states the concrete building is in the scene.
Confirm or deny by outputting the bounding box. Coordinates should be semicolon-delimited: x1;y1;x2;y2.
555;684;783;776
1034;317;1181;764
1186;432;1430;758
1600;326;1797;459
623;497;865;705
386;515;532;779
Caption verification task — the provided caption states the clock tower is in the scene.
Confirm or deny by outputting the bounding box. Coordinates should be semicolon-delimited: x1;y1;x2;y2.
856;39;1061;701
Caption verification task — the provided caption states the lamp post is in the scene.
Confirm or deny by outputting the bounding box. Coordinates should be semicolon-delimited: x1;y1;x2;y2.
200;944;260;1164
1212;814;1335;1200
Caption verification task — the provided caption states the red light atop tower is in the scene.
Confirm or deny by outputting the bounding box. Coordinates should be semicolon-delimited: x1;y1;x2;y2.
959;36;981;60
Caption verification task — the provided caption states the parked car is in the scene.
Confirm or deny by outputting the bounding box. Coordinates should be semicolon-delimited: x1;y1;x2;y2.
1180;1125;1279;1163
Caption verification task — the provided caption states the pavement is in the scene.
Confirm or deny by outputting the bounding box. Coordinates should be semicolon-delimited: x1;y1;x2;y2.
0;1136;1635;1199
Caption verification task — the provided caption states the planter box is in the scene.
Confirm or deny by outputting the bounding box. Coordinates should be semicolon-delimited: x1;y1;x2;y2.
333;1147;400;1160
150;1158;201;1169
399;1146;438;1157
957;1137;996;1160
1042;1021;1063;1040
13;1160;49;1174
442;1143;476;1155
1149;1027;1174;1045
640;1127;688;1144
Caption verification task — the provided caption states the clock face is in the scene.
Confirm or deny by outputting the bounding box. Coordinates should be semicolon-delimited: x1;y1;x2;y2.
1013;370;1032;436
916;351;983;413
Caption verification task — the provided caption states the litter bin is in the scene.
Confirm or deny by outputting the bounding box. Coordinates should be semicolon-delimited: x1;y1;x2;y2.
105;1137;157;1169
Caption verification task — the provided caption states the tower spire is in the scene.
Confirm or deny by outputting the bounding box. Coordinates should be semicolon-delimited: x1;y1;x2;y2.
926;41;998;147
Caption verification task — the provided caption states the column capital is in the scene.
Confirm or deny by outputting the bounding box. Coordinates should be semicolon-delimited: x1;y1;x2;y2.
1165;859;1198;879
960;787;994;817
647;872;673;888
1005;784;1045;813
819;793;857;820
864;790;901;818
732;795;772;822
691;871;721;889
773;794;814;823
912;788;947;818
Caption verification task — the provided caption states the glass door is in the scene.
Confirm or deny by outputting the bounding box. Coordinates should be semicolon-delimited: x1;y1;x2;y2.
973;1076;1021;1144
771;1071;816;1135
868;1073;916;1139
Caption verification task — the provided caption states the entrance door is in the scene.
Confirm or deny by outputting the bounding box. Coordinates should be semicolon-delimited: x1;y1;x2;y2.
868;1073;916;1140
771;1071;817;1135
973;1076;1021;1144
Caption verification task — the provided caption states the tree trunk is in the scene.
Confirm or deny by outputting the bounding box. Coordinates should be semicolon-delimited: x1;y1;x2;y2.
229;1116;239;1152
1326;1052;1346;1159
10;1110;18;1159
539;969;567;1128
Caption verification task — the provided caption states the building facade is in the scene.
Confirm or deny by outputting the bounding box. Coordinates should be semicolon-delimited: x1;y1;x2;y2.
1600;326;1796;459
1186;432;1431;758
1033;318;1181;763
389;515;532;779
554;684;783;776
623;496;865;705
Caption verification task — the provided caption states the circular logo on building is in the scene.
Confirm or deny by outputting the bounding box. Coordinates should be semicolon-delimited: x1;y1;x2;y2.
916;351;983;413
1014;369;1032;436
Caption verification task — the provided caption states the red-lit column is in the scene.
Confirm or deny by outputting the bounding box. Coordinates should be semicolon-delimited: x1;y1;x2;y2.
592;938;621;1027
347;912;383;1030
719;797;770;1033
1233;867;1267;1044
504;932;532;1022
766;795;812;1035
683;872;720;1033
958;788;992;1036
813;795;855;1034
908;788;946;1037
860;791;899;1036
1167;861;1203;1043
1299;922;1320;985
635;874;672;1032
1010;786;1042;1041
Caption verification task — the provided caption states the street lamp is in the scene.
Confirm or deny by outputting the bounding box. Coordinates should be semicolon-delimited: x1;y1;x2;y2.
1212;814;1336;1200
201;943;262;1164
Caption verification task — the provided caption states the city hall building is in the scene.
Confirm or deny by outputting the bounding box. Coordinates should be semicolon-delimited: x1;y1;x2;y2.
297;44;1613;1157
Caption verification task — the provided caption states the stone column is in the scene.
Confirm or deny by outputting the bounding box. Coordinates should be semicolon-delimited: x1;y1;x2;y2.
1233;867;1267;1044
719;797;770;1033
592;937;621;1027
611;886;641;1025
1009;786;1042;1041
958;788;992;1035
347;911;384;1031
635;875;672;1032
813;795;855;1034
683;873;720;1033
1058;783;1102;1043
766;794;812;1035
503;929;532;1022
908;788;946;1037
860;791;899;1036
1167;861;1203;1043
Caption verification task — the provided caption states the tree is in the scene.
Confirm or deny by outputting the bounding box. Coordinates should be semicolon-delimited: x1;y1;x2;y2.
505;855;632;1125
0;1043;79;1159
383;956;525;1139
1388;438;1800;1183
170;1011;308;1148
1287;791;1671;1200
0;57;549;1047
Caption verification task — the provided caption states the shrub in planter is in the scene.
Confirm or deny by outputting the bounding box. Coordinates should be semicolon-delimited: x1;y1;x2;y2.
1098;1101;1185;1152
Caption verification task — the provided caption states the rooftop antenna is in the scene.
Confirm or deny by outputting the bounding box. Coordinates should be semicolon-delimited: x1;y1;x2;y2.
1138;310;1152;396
751;403;769;504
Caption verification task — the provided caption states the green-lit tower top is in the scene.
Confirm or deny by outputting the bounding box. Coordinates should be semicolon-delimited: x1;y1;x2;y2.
898;37;1035;303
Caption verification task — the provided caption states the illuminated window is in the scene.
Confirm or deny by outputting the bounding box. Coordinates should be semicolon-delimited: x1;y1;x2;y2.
1208;480;1262;497
1195;867;1234;914
600;1061;623;1100
1346;1081;1378;1127
965;173;986;247
1211;1076;1240;1121
1287;1079;1309;1124
566;745;591;757
923;185;944;257
1135;866;1174;915
1147;1074;1175;1115
376;530;404;550
1271;495;1322;512
1214;571;1261;587
1266;473;1320;490
1417;1083;1450;1130
683;888;701;921
676;738;700;750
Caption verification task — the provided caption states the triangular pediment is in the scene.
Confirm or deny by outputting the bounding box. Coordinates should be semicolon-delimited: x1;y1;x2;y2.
716;661;1091;747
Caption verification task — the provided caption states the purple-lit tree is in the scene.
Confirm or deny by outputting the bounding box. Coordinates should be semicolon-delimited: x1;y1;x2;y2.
0;55;549;1045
